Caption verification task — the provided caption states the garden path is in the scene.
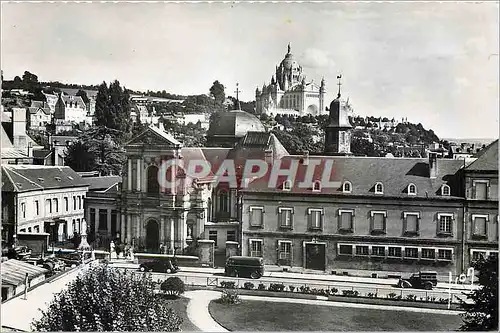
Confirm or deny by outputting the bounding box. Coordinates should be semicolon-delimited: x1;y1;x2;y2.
184;290;229;332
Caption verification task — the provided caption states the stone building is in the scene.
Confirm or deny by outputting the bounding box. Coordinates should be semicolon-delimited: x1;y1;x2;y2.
206;109;266;147
255;44;326;117
239;88;498;277
1;165;89;246
54;93;87;124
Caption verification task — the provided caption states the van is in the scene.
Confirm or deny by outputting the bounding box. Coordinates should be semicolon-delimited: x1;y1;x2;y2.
224;256;264;279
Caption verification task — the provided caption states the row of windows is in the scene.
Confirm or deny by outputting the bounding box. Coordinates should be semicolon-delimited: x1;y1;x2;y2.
207;230;236;247
249;207;458;236
470;249;498;263
19;218;82;234
247;239;454;262
280;180;452;196
19;195;85;219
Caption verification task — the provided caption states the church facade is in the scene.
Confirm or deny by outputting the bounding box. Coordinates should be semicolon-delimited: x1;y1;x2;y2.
255;44;326;117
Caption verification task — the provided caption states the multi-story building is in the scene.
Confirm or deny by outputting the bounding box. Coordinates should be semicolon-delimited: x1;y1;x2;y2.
1;165;89;246
463;140;499;268
54;93;87;124
28;101;51;131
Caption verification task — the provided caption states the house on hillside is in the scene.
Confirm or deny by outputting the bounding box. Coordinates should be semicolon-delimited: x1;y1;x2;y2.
54;93;87;124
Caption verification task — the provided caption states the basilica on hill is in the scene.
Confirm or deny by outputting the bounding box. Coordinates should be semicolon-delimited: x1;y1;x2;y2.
255;43;327;117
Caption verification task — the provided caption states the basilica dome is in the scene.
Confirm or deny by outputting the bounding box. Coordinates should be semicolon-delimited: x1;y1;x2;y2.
206;110;266;147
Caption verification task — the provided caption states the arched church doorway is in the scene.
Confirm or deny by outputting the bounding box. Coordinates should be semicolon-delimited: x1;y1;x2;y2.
306;104;319;116
145;219;160;253
147;165;160;195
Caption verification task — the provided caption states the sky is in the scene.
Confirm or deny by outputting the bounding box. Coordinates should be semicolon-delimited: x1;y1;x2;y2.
1;1;499;139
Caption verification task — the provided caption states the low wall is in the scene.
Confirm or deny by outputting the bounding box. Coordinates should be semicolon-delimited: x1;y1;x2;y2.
134;253;200;267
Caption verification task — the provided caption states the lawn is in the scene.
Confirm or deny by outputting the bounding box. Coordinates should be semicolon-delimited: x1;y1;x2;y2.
209;300;463;331
162;296;200;331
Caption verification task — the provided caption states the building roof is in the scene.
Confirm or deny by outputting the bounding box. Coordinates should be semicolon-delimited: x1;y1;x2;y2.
28;106;51;115
2;165;89;193
84;175;122;191
207;110;266;139
1;259;47;286
125;124;181;147
242;155;465;199
465;139;498;172
60;94;86;109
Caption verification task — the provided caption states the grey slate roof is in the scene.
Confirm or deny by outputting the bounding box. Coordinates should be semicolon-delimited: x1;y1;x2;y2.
2;165;89;193
1;259;48;286
84;176;122;191
466;139;498;172
243;155;465;199
207;110;266;138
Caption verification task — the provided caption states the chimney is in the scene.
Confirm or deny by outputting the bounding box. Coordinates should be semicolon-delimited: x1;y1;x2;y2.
302;151;310;165
264;149;273;164
429;152;438;179
12;108;27;148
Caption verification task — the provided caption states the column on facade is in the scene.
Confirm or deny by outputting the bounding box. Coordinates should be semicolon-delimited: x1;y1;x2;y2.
95;210;100;238
136;214;141;240
136;159;141;191
160;216;166;244
126;214;132;244
169;218;175;254
107;209;112;237
128;159;132;191
120;213;125;242
178;213;186;250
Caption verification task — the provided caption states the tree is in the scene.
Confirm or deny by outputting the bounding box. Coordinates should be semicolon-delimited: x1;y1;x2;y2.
64;141;97;172
31;264;183;331
209;80;225;106
459;255;498;331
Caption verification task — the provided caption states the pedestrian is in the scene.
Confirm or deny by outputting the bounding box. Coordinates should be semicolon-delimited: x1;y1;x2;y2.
159;243;164;254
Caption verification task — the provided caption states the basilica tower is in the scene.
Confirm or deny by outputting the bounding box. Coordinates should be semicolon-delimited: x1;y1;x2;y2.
324;75;352;155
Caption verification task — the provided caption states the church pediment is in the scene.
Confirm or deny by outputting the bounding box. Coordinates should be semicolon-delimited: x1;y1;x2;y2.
125;126;181;148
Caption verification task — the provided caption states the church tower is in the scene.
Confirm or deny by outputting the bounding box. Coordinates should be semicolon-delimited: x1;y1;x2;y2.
324;75;352;155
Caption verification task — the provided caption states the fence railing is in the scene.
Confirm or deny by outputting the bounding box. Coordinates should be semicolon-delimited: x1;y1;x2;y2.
148;273;470;304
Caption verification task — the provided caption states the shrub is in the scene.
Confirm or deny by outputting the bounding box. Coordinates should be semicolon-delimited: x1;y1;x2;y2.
220;281;236;289
257;283;266;290
289;286;295;292
406;294;417;301
342;290;359;297
299;286;311;294
366;292;377;298
219;289;241;305
31;264;182;331
438;298;449;304
268;283;286;292
160;276;185;297
330;287;338;295
243;282;254;290
387;292;398;299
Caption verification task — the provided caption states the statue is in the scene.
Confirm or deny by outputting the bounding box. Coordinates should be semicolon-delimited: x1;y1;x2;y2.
110;241;117;259
77;218;91;251
187;225;193;238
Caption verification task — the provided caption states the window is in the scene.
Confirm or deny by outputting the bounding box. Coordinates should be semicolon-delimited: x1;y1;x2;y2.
78;196;82;210
208;230;217;247
388;247;402;258
73;196;77;210
28;227;32;233
312;181;321;192
20;202;26;219
372;246;385;257
489;252;498;260
282;180;292;191
441;184;451;196
218;191;229;213
250;239;263;257
20;229;26;233
338;210;354;232
338;244;353;255
471;250;487;262
45;199;52;214
343;181;352;193
403;212;420;235
227;230;236;242
53;199;58;213
437;249;453;261
472;215;488;237
371;211;387;234
356;245;369;256
473;180;488;200
278;241;292;260
34;226;40;233
279;207;293;229
421;248;436;260
308;208;323;230
35;200;39;216
375;182;384;194
408;183;417;195
404;247;419;259
249;206;264;227
438;214;453;235
64;197;69;211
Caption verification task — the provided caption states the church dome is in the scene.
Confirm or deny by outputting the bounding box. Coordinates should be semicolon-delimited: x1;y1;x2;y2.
207;110;266;139
279;43;301;71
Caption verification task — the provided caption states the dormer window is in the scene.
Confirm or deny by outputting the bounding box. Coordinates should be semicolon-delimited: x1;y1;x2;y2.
408;183;417;195
282;180;292;191
312;181;321;192
375;182;384;194
343;181;352;193
441;184;451;196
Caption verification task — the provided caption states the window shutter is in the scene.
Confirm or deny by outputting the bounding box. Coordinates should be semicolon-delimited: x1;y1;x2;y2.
487;185;491;199
472;185;476;199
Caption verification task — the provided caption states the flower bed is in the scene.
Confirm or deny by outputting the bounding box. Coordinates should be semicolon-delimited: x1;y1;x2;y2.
215;280;461;310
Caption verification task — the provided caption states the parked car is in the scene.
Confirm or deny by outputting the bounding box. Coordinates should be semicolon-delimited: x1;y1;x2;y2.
3;246;32;260
56;251;82;267
225;256;264;279
139;259;179;274
396;271;438;290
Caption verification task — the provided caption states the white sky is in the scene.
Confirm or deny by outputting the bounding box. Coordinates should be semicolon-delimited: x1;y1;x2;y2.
1;2;498;139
